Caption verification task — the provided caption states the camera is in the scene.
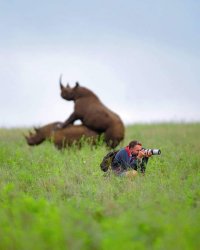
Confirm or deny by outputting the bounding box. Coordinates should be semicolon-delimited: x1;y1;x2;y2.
143;148;161;155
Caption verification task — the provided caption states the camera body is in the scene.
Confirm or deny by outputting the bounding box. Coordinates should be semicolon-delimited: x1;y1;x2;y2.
143;148;161;155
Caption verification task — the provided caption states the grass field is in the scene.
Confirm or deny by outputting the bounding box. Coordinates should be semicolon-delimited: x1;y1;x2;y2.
0;123;200;250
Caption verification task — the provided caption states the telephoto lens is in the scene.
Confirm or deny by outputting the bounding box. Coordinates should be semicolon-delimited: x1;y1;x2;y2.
144;149;161;155
150;149;161;155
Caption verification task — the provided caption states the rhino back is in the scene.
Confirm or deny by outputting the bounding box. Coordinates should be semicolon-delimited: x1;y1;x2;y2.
53;125;98;146
75;98;123;131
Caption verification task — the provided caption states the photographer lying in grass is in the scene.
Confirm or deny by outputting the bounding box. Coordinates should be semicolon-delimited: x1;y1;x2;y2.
111;140;152;177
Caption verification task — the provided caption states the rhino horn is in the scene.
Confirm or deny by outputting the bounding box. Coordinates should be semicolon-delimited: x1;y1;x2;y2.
29;131;34;136
23;133;28;140
59;74;64;90
34;126;39;132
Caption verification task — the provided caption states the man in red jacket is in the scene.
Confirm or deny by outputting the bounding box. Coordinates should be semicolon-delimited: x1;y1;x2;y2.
111;140;152;177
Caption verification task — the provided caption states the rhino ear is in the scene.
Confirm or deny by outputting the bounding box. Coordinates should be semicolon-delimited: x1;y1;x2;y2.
75;82;79;88
59;74;64;90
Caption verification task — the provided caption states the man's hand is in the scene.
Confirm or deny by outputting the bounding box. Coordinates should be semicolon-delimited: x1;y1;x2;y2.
137;150;146;159
144;150;152;158
137;149;152;159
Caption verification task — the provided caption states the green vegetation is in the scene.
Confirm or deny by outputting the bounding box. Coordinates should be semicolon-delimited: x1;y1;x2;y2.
0;123;200;250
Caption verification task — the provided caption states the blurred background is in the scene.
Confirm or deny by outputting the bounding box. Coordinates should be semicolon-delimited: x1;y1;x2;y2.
0;0;199;127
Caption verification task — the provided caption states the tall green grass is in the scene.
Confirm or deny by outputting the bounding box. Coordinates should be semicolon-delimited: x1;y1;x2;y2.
0;123;200;250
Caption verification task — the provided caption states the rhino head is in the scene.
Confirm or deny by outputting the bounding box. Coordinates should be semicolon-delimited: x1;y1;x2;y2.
59;75;80;101
25;122;62;146
24;127;46;145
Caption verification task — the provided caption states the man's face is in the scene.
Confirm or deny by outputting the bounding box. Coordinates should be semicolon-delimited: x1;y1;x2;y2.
130;144;142;156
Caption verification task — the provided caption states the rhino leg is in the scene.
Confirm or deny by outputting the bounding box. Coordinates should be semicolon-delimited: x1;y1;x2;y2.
62;112;79;128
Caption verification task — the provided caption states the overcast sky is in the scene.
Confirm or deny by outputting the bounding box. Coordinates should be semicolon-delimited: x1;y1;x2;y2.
0;0;200;128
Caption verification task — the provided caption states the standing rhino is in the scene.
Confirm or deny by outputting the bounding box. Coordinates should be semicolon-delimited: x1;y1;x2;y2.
25;122;99;149
59;77;125;148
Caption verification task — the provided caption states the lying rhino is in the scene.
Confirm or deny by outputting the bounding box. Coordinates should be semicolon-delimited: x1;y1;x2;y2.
59;78;125;148
25;122;99;149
